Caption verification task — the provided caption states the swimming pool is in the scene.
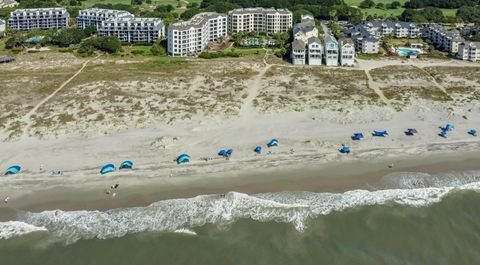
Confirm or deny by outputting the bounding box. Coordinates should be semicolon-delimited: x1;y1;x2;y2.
397;48;421;57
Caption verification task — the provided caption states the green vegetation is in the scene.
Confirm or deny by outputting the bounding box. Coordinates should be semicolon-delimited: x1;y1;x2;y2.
78;36;122;55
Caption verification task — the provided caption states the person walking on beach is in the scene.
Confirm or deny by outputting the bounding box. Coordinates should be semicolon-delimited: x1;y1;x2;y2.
4;196;10;204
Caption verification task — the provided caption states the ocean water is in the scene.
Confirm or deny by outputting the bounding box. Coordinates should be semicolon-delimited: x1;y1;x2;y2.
1;171;480;264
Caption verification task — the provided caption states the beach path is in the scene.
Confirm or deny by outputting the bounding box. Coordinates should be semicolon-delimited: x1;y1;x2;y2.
364;69;393;108
19;55;101;138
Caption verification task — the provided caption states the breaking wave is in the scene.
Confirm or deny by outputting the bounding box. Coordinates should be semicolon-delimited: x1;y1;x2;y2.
2;171;480;244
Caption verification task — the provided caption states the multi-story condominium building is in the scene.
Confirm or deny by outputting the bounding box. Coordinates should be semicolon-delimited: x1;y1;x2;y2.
457;41;480;62
293;15;318;43
98;17;164;43
422;24;465;54
76;8;133;29
291;39;306;65
168;12;227;57
355;35;380;54
307;37;322;65
339;38;355;66
228;7;292;34
8;8;69;31
0;19;5;36
344;20;419;54
324;35;339;66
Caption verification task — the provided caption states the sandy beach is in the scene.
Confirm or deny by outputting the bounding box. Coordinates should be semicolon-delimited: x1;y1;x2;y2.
1;52;480;214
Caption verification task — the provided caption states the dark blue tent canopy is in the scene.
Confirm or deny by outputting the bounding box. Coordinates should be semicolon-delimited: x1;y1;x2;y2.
226;149;233;156
4;165;21;175
100;164;116;174
176;154;190;164
468;129;477;136
267;139;279;147
372;130;389;137
352;133;364;140
439;130;448;138
218;150;226;156
119;160;133;169
254;146;262;153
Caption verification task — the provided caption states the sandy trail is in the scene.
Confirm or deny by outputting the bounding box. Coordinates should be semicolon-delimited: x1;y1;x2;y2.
364;69;393;108
19;55;101;139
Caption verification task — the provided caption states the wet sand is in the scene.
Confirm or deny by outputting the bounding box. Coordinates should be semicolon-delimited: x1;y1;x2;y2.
1;150;479;219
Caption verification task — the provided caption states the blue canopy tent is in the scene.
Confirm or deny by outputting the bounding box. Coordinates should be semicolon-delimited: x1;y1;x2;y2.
225;149;233;156
100;164;116;175
218;150;227;156
442;124;455;131
372;130;389;137
267;139;279;147
468;129;477;136
405;128;418;136
254;146;262;154
340;146;350;154
119;160;133;170
351;133;364;141
4;165;21;175
439;130;448;138
176;154;190;164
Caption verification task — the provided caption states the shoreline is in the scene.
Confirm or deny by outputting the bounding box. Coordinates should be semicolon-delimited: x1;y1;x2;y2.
1;148;479;218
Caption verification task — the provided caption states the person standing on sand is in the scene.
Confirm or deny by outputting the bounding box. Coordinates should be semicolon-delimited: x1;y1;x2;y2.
4;196;10;204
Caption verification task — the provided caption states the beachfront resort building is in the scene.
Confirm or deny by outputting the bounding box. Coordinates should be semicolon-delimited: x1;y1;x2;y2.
339;38;355;66
422;24;465;54
168;12;227;57
325;35;339;66
457;41;480;62
291;15;323;65
227;8;292;34
76;8;134;29
98;17;164;43
291;39;306;65
343;20;419;54
8;8;69;31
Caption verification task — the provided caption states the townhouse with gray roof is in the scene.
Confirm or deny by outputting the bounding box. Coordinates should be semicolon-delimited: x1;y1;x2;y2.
98;17;164;43
291;15;323;65
8;8;69;31
307;37;323;65
324;35;339;66
293;15;318;43
228;8;292;34
291;39;306;65
76;8;134;29
457;41;480;62
339;38;355;66
168;12;227;57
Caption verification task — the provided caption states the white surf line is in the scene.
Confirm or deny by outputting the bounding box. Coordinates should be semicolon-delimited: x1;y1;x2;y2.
364;69;393;108
19;55;101;139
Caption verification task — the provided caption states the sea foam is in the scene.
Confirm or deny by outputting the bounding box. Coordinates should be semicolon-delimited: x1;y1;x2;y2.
10;180;480;244
0;221;47;240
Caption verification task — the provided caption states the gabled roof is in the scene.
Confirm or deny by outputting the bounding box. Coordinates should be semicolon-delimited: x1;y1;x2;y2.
308;36;321;44
292;39;306;50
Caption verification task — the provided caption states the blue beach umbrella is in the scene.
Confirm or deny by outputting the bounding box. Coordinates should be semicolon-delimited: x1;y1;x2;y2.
340;146;350;154
4;165;21;175
119;160;133;170
468;129;477;136
218;150;226;156
225;149;233;156
372;130;389;137
351;133;364;140
254;146;262;154
100;164;116;175
267;139;279;147
176;154;190;164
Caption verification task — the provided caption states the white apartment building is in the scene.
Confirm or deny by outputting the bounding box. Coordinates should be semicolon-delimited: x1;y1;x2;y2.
324;35;338;66
339;38;355;66
307;37;322;65
8;8;69;31
422;24;465;54
291;39;306;65
228;7;292;34
98;17;164;43
293;15;318;43
458;41;480;62
76;8;134;29
355;35;380;54
168;12;227;57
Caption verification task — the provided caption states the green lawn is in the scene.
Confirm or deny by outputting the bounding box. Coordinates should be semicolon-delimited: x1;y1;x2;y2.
344;0;457;18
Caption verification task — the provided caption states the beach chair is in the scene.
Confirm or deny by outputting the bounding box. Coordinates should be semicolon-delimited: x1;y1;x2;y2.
405;128;418;136
372;130;388;137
